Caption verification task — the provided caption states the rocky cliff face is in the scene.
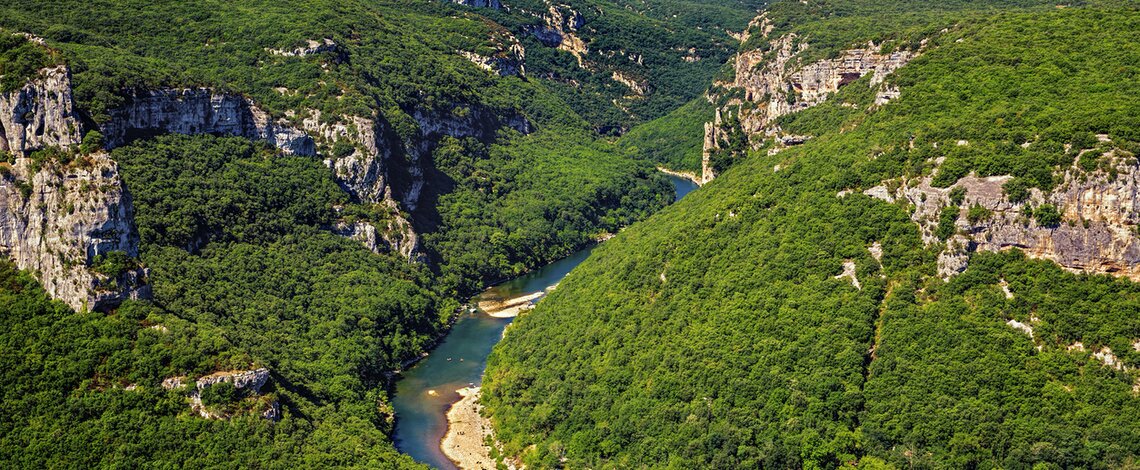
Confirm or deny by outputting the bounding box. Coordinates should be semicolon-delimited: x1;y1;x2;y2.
101;89;316;158
332;219;419;262
460;45;526;77
1;36;537;307
163;368;278;420
98;89;427;257
703;14;917;182
528;4;588;67
402;106;531;212
611;71;651;97
0;66;146;311
266;38;343;60
459;25;526;77
0;153;148;312
864;144;1140;281
0;66;82;156
101;87;532;259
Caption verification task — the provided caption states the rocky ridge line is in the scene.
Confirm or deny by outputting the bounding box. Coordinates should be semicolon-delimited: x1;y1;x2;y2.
702;13;918;182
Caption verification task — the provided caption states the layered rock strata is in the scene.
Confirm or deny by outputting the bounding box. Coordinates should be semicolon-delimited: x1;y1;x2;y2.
863;148;1140;281
703;14;917;182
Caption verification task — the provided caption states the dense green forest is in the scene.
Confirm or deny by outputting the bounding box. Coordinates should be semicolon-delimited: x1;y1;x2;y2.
484;5;1140;468
0;0;679;293
618;97;714;173
464;0;763;133
1;134;442;467
0;0;683;466
4;0;1140;467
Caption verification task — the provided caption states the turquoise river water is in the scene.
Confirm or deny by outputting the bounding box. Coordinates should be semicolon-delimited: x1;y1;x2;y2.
392;174;698;469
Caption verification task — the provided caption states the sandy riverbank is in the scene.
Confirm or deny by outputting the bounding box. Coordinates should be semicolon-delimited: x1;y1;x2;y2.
656;166;702;186
477;291;542;318
441;387;496;470
476;282;560;318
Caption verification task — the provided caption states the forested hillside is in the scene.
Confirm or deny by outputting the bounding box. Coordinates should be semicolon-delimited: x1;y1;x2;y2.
0;0;685;466
4;0;1140;467
0;0;677;294
459;0;763;133
484;3;1140;468
0;135;442;467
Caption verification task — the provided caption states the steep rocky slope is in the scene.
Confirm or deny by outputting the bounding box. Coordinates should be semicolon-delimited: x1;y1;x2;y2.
0;65;145;311
701;12;918;182
866;145;1140;280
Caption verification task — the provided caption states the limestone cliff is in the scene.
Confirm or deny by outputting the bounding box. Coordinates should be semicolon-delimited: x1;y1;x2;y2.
611;70;651;97
266;38;343;60
163;368;278;420
101;89;316;156
528;4;588;67
703;14;917;182
864;143;1140;281
0;66;81;156
100;87;531;258
459;27;526;77
0;35;536;308
0;66;146;312
98;89;424;258
0;152;148;312
402;106;530;212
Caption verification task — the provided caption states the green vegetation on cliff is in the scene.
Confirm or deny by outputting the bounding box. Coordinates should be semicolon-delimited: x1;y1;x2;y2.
484;6;1140;468
0;139;442;468
0;0;685;465
618;96;714;173
0;0;676;290
463;0;763;132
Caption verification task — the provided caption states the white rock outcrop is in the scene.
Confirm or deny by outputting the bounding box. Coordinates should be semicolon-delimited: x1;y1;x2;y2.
100;89;316;157
267;38;341;58
447;0;503;8
702;13;918;182
0;65;82;156
528;5;588;67
195;368;270;393
183;368;279;420
868;148;1140;281
0;66;146;311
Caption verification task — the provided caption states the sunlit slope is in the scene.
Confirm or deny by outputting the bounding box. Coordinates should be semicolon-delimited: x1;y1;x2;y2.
484;7;1140;468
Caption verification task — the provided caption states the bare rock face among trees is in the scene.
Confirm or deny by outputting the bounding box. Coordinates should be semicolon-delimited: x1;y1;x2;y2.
447;0;504;9
0;66;146;311
164;368;279;420
702;13;917;182
864;143;1140;281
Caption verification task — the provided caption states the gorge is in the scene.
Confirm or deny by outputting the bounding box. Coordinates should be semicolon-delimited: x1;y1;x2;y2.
1;1;1140;469
392;174;697;469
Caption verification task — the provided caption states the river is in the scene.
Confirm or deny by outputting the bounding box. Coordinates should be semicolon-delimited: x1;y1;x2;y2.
391;174;698;469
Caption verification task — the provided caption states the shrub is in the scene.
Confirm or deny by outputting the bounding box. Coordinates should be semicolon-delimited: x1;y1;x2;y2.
966;204;993;225
199;381;242;407
1034;204;1062;227
80;131;105;154
90;251;134;278
1003;178;1030;204
937;206;959;240
949;186;967;206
